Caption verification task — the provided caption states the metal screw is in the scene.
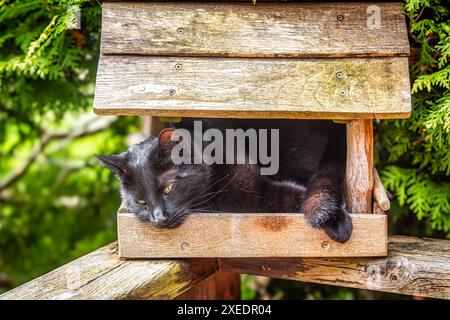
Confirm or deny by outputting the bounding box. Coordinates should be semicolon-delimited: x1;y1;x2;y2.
321;241;331;250
336;71;345;79
175;63;182;70
169;89;176;95
181;242;189;251
177;27;184;34
339;90;347;97
337;15;344;21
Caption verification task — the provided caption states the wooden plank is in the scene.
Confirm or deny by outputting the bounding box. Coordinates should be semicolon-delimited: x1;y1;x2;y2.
346;120;374;213
101;2;409;58
2;236;448;300
175;271;241;300
219;236;450;300
373;167;390;211
117;213;387;258
0;243;216;300
93;55;411;119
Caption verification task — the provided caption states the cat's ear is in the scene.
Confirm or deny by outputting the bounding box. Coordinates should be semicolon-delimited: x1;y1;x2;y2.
157;128;181;157
96;154;127;176
158;128;176;146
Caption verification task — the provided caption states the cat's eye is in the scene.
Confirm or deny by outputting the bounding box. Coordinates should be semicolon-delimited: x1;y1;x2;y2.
136;199;146;205
163;184;173;195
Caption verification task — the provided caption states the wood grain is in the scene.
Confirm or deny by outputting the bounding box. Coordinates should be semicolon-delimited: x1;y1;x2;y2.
373;201;386;215
346;120;374;213
373;167;390;211
93;55;411;119
219;236;450;300
176;271;241;300
101;2;409;58
2;236;448;300
117;213;387;258
0;243;216;300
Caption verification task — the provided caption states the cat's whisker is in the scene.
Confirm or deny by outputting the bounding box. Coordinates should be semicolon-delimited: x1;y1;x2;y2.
174;174;225;202
179;172;239;211
175;174;232;207
187;193;227;210
186;190;227;206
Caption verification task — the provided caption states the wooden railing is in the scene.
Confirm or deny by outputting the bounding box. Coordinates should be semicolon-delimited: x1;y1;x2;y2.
1;236;449;300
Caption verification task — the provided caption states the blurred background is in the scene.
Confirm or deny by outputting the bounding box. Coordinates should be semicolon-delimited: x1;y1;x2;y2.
0;0;449;299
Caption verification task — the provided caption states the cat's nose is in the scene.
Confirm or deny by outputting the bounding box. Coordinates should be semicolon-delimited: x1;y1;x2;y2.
152;207;168;227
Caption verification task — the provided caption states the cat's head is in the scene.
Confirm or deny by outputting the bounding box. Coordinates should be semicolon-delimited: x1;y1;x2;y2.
97;128;213;228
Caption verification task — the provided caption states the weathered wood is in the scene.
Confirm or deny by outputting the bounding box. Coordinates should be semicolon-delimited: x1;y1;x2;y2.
0;243;216;300
373;167;390;212
118;213;387;258
373;201;386;215
219;236;450;300
2;236;448;300
101;2;409;58
176;271;241;300
143;116;166;137
94;55;411;119
346;120;374;213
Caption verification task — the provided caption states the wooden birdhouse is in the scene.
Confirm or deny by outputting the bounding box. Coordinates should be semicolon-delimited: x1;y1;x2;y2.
93;2;411;258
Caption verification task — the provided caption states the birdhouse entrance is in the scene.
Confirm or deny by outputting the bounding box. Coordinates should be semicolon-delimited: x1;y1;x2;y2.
93;2;411;258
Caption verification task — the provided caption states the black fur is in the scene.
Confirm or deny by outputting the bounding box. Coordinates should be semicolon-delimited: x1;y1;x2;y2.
97;119;352;243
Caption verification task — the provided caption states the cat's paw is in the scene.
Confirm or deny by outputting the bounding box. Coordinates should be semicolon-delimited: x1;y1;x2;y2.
301;193;353;243
302;193;337;228
322;210;352;243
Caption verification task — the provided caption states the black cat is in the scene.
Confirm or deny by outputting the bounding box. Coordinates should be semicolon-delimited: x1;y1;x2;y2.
97;119;352;243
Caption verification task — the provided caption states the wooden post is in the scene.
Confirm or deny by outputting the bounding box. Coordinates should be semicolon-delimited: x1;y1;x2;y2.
143;116;165;137
346;120;373;213
176;271;241;300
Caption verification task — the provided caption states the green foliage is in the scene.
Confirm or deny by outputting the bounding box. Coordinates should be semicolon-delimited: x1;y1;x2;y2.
378;0;450;238
0;0;139;291
0;0;449;299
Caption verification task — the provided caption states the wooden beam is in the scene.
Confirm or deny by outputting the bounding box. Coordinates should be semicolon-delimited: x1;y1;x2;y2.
0;243;216;300
346;120;374;213
117;213;387;258
94;55;411;119
176;271;241;300
1;236;448;300
219;236;450;300
101;2;409;58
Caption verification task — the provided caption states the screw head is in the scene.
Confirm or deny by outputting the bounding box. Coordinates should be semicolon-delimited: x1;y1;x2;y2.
175;63;182;70
169;89;176;95
336;71;345;79
177;27;184;34
181;242;189;251
337;15;345;21
339;90;347;97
